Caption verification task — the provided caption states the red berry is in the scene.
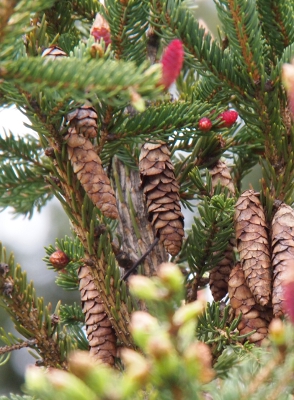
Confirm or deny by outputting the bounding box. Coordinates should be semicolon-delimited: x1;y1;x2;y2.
160;39;184;89
219;110;238;127
49;250;70;270
198;117;212;131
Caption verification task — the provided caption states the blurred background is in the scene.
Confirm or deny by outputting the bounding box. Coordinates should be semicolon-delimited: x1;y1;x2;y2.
0;0;236;395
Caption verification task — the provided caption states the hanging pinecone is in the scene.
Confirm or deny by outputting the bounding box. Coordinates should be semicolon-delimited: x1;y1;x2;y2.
209;240;235;301
78;264;117;365
271;203;294;318
209;160;235;301
139;141;184;256
228;263;272;345
235;190;271;306
66;128;118;219
209;160;235;196
41;45;67;59
67;105;98;139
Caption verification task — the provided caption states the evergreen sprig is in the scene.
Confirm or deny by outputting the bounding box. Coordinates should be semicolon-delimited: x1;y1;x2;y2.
72;0;102;20
196;302;253;358
0;243;74;368
0;0;56;58
185;194;235;277
0;132;52;216
1;57;163;107
149;0;244;93
110;100;214;140
215;0;265;82
59;304;88;351
257;0;294;60
105;0;149;65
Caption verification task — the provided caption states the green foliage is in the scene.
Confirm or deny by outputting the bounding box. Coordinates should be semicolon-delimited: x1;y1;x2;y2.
2;0;294;397
23;265;294;400
105;0;148;64
196;302;253;359
0;243;76;367
1;57;162;107
0;132;52;217
44;236;84;290
184;193;235;276
59;304;88;350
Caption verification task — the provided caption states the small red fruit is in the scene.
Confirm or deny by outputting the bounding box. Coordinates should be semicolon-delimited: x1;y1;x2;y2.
160;39;184;89
49;250;70;270
219;110;238;127
198;117;212;131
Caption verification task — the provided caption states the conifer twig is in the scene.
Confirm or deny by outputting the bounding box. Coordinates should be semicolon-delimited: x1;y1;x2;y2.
0;339;37;355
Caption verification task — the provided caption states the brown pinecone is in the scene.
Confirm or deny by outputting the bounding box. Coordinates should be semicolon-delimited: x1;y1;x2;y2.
228;263;272;345
271;203;294;318
209;240;235;301
78;264;117;365
41;45;67;59
139;141;184;256
235;190;271;306
67;105;98;139
66;128;118;219
210;160;235;196
209;160;235;301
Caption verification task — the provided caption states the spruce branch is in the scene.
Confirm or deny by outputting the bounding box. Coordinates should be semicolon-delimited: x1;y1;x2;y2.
186;195;235;276
42;137;136;348
0;57;162;107
149;0;244;94
257;1;294;61
0;244;70;369
196;302;253;359
0;0;55;58
72;0;103;21
256;0;291;59
215;0;264;82
105;0;148;65
0;131;53;216
0;339;37;356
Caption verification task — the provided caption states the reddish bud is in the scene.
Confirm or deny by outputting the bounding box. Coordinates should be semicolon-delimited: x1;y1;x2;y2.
91;14;111;49
160;39;184;89
218;110;238;127
49;250;70;270
283;268;294;324
282;63;294;118
198;117;212;131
